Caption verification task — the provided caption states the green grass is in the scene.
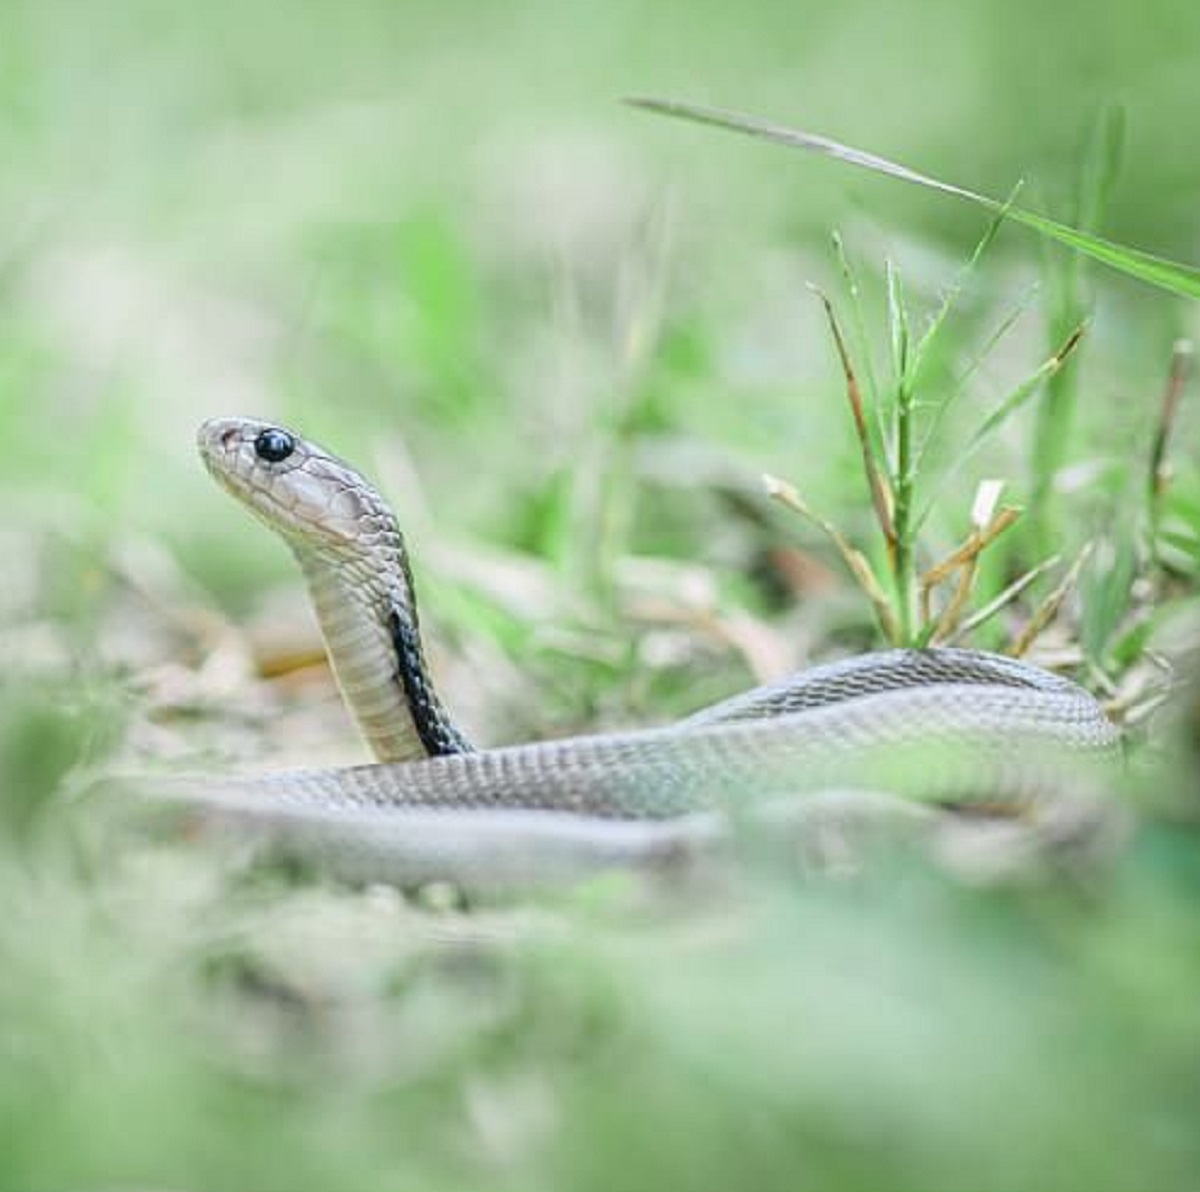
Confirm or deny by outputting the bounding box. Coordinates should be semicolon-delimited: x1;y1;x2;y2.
2;1;1200;1189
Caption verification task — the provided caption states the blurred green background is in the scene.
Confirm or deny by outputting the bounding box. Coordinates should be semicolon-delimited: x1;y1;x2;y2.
2;1;1200;1190
2;0;1197;551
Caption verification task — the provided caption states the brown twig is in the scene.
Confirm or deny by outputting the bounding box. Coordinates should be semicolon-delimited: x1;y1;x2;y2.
917;504;1022;638
812;288;896;553
765;473;901;643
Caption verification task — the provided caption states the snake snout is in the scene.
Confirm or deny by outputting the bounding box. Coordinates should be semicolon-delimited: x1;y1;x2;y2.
196;416;246;462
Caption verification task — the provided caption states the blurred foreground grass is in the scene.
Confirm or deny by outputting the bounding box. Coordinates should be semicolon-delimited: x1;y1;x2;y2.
3;671;1200;1191
2;1;1200;1189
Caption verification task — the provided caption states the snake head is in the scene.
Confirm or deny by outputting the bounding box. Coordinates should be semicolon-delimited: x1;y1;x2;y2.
197;417;395;556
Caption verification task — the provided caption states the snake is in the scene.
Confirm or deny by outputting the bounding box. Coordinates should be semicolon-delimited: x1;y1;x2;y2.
166;416;1121;889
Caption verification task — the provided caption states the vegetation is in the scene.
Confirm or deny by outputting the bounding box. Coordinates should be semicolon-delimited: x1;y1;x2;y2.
1;2;1199;1190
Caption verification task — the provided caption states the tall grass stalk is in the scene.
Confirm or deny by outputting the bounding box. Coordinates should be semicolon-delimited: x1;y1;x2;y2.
774;234;1089;653
1030;108;1126;550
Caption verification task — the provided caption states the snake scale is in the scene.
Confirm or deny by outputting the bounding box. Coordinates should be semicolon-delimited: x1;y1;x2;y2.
160;417;1120;888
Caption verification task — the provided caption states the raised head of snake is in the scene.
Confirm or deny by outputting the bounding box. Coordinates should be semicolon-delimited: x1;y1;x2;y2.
197;417;472;763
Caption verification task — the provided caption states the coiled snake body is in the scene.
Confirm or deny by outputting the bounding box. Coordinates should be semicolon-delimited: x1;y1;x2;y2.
172;417;1120;887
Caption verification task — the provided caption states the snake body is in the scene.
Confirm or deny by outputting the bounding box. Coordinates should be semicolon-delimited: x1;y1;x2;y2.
176;417;1120;887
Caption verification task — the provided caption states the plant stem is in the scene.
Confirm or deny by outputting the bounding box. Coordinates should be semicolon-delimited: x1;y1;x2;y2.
893;375;915;642
887;262;914;643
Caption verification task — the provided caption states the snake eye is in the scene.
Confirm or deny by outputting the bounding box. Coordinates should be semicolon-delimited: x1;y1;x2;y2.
253;428;295;464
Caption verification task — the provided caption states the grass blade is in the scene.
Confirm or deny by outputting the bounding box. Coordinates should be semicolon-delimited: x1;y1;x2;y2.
914;282;1040;471
947;553;1061;644
626;97;1200;300
961;325;1085;458
911;325;1085;532
1010;542;1094;658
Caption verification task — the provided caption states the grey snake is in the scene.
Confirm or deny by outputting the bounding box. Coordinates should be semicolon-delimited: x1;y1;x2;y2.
158;417;1120;888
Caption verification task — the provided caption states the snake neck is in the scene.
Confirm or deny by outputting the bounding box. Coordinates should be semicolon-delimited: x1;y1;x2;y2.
296;548;473;763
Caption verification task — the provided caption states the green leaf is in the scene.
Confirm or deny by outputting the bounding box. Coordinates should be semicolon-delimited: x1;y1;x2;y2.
627;97;1200;300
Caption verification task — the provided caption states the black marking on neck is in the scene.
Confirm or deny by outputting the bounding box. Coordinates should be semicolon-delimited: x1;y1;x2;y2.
388;608;473;757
